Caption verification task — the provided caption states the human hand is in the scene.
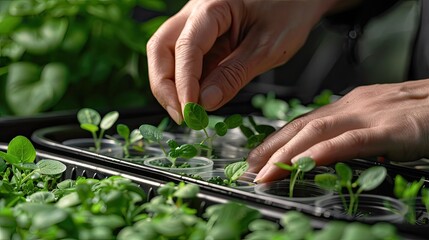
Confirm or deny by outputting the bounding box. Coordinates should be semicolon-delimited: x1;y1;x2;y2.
248;80;429;182
147;0;340;124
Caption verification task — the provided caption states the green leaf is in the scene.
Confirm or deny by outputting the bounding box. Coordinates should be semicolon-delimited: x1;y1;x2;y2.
281;211;312;240
167;139;179;149
137;0;166;11
295;157;316;172
100;111;119;130
255;125;276;136
0;158;6;172
176;144;198;159
27;192;55;203
248;219;278;231
173;184;199;199
129;129;143;144
139;124;163;142
7;135;36;163
77;108;101;125
239;125;255;138
32;207;68;229
0;15;22;34
314;173;338;190
275;162;295;172
14;162;38;171
225;161;249;182
80;123;99;133
371;222;397;240
357;166;387;191
183;102;209;130
6;62;69;116
224;114;243;129
214;122;228;136
0;152;20;164
157;117;170;131
263;99;288;120
246;134;266;149
37;159;67;175
12;18;68;55
117;124;130;139
251;94;266;108
335;163;352;186
393;175;407;198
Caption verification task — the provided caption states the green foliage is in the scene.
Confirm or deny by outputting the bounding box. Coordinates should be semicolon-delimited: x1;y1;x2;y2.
252;90;333;122
275;157;316;197
240;116;275;149
315;163;387;216
0;0;171;116
223;161;249;186
183;102;243;157
393;175;425;224
77;108;119;152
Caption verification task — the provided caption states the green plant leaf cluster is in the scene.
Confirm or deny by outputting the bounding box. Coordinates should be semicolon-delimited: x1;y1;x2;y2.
77;108;119;152
0;0;173;116
393;175;426;224
240;116;276;149
0;136;66;207
251;90;333;122
315;163;387;216
275;157;316;197
183;102;243;157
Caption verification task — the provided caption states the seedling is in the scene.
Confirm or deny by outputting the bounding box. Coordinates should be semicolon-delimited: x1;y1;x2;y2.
315;163;387;216
252;90;333;122
393;175;425;224
275;157;316;197
239;116;276;149
106;124;143;158
203;161;250;187
77;108;119;152
0;136;67;204
183;102;243;157
139;124;198;168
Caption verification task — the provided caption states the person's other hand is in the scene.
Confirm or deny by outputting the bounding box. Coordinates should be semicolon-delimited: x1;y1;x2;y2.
147;0;340;124
248;80;429;182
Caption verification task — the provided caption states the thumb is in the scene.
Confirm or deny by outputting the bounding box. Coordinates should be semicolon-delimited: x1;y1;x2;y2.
199;58;250;111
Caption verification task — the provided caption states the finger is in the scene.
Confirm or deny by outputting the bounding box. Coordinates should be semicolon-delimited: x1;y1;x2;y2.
147;15;189;124
257;127;392;183
175;1;240;110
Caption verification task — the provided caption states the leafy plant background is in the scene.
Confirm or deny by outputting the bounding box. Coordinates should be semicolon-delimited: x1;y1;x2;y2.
0;0;186;116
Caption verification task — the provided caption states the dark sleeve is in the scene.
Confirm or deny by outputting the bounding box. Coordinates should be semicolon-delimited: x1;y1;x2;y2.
325;0;401;28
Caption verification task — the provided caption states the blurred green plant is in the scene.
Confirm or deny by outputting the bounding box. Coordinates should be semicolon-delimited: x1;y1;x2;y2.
0;0;183;116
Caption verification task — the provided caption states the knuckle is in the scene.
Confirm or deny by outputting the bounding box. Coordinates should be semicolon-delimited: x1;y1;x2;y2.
285;118;307;132
218;61;248;91
305;118;331;135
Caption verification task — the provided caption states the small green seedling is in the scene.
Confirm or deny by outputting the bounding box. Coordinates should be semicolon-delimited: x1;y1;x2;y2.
393;175;425;224
183;102;243;157
0;136;67;203
251;90;333;122
315;163;387;216
205;161;249;187
77;108;119;152
239;116;275;149
422;188;429;220
139;124;198;168
107;124;143;158
275;157;316;197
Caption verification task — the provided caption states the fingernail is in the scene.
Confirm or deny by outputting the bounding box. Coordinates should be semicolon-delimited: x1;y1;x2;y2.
166;106;183;125
200;85;223;109
291;152;311;164
254;165;270;183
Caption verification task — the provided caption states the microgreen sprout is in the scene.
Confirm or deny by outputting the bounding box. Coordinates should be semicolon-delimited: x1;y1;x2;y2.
77;108;119;152
315;163;387;216
0;136;67;203
139;124;198;168
106;124;143;158
183;102;243;157
275;157;316;197
393;175;425;224
239;116;275;149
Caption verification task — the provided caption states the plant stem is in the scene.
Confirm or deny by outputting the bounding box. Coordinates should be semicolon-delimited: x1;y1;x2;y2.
289;169;300;198
202;128;212;157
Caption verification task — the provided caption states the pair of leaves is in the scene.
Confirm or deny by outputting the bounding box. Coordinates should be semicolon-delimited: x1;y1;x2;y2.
78;108;119;133
315;163;386;192
275;157;315;173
